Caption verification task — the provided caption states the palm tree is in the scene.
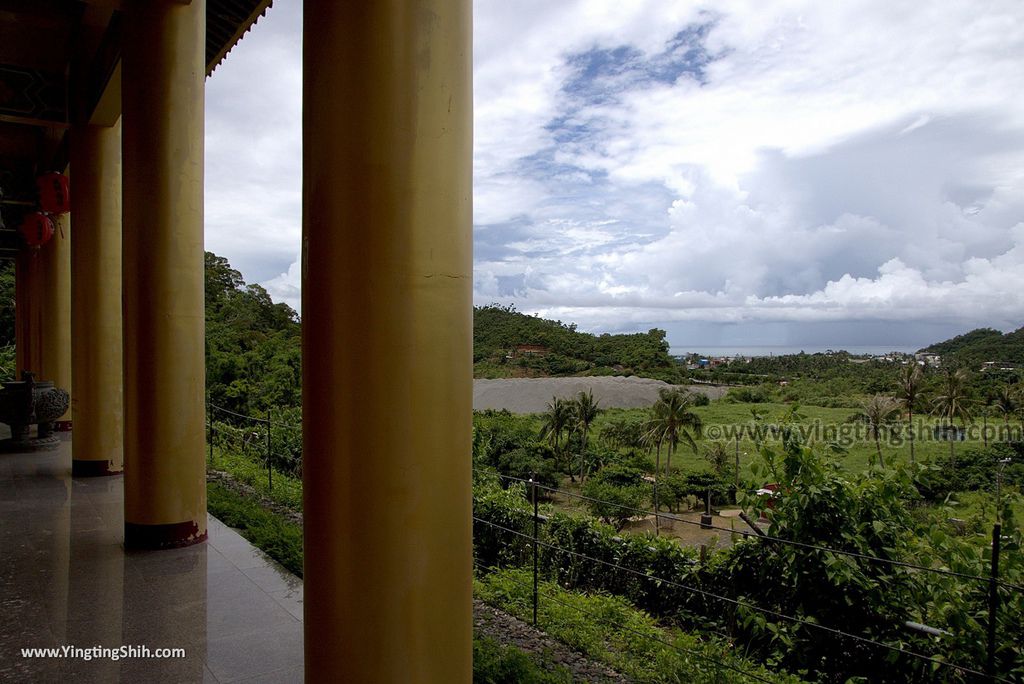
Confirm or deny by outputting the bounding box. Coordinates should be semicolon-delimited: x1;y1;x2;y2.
539;397;573;480
704;441;730;478
643;388;702;477
572;390;601;483
858;395;901;468
994;385;1018;442
895;364;923;465
980;399;993;448
931;368;973;472
641;428;665;536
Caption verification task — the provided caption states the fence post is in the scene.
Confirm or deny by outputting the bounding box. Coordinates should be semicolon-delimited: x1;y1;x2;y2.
208;402;214;467
531;472;539;627
266;410;273;492
987;522;1001;676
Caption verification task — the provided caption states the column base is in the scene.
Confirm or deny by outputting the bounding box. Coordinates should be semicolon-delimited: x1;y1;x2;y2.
125;521;207;550
72;460;123;477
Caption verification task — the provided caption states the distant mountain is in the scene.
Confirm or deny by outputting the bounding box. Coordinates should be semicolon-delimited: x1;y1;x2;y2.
919;327;1024;367
473;304;681;382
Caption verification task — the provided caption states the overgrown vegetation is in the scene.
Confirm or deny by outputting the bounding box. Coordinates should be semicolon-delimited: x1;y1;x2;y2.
473;444;1024;682
206;481;304;577
921;327;1024;368
205;252;302;417
474;304;682;382
476;568;794;683
472;637;573;683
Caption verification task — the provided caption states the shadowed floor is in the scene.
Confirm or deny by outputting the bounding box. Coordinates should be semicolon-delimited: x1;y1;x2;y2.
0;438;304;683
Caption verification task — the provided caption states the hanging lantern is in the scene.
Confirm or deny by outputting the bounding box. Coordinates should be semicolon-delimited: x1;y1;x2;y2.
20;212;54;248
37;172;70;214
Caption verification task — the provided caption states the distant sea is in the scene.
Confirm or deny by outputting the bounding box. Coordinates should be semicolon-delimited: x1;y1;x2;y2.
670;345;921;358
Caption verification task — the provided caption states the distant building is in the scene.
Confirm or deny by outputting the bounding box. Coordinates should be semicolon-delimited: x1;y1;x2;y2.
507;344;549;359
980;361;1021;372
915;353;942;367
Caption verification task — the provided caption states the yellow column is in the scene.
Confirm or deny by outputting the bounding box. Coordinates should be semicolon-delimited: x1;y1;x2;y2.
302;2;473;681
39;211;73;429
70;121;123;476
121;0;206;549
14;250;40;377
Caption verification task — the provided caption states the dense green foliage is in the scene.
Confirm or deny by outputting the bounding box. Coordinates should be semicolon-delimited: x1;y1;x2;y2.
922;327;1024;368
0;261;15;380
205;252;302;416
473;439;1024;682
472;637;572;683
476;568;794;683
474;304;681;381
915;442;1024;502
209;440;304;510
206;481;304;577
694;352;904;405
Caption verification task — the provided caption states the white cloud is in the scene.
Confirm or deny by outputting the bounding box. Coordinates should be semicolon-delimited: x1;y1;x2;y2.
204;0;1024;345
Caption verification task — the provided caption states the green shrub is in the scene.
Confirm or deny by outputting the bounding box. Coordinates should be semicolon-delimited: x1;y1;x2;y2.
581;480;647;530
916;442;1024;501
207;482;303;577
725;386;771;403
475;568;794;684
496;445;560;491
472;637;572;683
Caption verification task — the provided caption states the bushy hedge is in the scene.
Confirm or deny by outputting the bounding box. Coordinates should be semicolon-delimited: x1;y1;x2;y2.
473;444;1024;682
916;442;1024;502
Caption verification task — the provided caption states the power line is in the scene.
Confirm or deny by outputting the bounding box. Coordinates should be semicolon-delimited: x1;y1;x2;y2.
486;470;1024;593
209;403;303;432
473;558;775;684
474;516;1008;683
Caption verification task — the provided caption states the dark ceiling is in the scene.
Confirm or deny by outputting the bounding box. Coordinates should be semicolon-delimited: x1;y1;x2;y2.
0;0;274;252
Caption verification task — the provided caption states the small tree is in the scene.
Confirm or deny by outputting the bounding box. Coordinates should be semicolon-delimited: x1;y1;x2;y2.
539;396;574;480
703;441;731;478
643;388;703;477
858;395;902;468
582;466;646;530
572;390;601;483
895;364;924;465
994;384;1018;441
931;368;974;473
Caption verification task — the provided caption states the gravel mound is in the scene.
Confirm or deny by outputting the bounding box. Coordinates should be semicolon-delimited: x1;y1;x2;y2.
473;376;728;414
474;599;629;682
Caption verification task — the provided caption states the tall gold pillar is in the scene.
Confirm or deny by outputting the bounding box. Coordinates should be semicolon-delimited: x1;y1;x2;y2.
15;250;41;377
302;2;473;681
70;121;123;476
121;0;206;549
38;210;73;428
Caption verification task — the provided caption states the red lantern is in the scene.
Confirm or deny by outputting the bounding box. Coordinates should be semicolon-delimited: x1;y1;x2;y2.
20;212;54;248
37;172;70;214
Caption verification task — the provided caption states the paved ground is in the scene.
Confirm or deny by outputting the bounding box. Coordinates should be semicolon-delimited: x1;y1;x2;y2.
1;441;304;683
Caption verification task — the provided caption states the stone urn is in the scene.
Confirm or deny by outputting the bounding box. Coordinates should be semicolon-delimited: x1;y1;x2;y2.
0;371;70;451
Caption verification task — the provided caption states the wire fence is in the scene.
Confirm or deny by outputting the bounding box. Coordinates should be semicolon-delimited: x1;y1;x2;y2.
487;471;1024;593
473;514;1008;683
207;403;303;491
205;401;1018;680
471;558;777;684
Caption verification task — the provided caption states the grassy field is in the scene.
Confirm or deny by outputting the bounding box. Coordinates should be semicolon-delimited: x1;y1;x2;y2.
539;400;1015;478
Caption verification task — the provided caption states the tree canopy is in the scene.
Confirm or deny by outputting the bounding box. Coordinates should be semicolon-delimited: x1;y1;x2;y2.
473;303;680;381
204;251;301;416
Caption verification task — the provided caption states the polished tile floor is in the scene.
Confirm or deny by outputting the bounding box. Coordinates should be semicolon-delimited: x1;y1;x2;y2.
0;440;304;683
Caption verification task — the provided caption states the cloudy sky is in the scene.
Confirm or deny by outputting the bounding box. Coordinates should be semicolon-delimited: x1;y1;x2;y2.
205;1;1024;351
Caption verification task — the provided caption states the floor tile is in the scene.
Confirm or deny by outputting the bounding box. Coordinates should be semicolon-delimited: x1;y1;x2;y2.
0;440;305;683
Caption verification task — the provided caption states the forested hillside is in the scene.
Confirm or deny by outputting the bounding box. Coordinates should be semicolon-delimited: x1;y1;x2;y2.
921;326;1024;367
205;253;301;416
473;304;681;381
